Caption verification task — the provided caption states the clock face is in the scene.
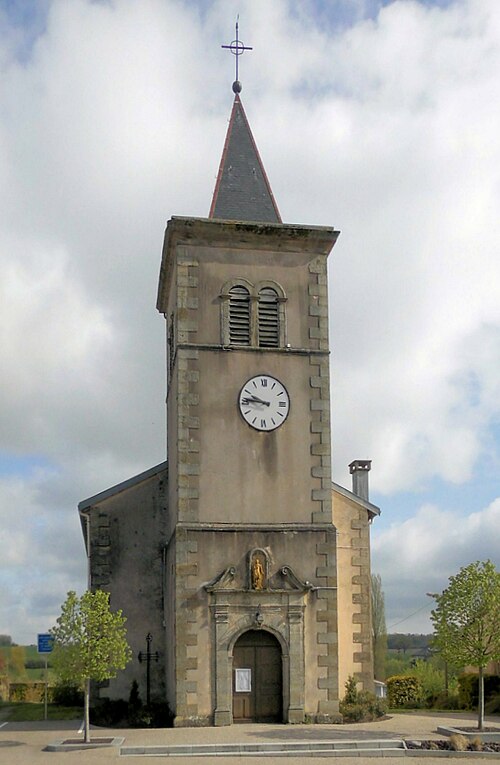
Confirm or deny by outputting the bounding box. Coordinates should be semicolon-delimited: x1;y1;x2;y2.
238;375;290;431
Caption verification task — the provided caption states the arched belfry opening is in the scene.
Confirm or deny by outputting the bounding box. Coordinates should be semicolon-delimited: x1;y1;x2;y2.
232;630;283;723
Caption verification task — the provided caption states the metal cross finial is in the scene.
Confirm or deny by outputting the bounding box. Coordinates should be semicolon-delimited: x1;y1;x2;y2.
221;16;253;94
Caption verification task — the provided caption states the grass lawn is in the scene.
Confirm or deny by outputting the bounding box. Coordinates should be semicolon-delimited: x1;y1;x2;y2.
0;702;82;722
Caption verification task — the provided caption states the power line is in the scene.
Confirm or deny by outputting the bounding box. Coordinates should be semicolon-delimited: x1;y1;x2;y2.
388;602;433;630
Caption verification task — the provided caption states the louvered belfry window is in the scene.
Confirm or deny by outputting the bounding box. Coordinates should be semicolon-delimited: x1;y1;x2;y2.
258;288;279;347
228;285;251;345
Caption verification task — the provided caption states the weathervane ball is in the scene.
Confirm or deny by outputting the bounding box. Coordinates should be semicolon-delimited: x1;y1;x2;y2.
232;80;242;94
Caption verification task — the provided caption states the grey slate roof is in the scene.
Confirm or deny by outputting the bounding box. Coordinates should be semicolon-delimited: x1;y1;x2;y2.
332;481;380;520
209;95;281;223
78;461;167;512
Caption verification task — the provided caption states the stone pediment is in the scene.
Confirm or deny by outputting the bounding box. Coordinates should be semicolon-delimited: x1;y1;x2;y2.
205;566;236;592
278;565;314;591
204;562;314;593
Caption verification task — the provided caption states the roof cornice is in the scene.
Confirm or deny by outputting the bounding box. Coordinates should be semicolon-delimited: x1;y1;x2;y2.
332;481;381;519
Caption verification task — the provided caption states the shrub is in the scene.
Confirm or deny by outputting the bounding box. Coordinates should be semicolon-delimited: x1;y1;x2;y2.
386;675;421;707
410;659;446;704
128;680;141;708
340;676;387;722
470;736;482;751
485;692;500;714
126;680;143;726
137;701;173;728
458;674;500;709
91;698;129;726
429;691;462;710
91;695;174;728
9;684;26;702
0;678;9;701
340;702;364;722
449;733;468;751
343;676;358;704
340;693;387;722
8;682;49;703
52;682;83;706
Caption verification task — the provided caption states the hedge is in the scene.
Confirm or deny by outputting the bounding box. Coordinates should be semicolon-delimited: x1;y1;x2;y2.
9;682;52;703
386;675;422;707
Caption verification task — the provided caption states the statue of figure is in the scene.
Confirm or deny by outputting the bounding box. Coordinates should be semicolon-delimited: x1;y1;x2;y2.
252;556;265;590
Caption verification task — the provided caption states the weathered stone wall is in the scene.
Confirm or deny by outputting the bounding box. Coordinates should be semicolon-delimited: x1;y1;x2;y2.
159;219;336;534
333;489;374;695
168;526;339;726
87;469;168;703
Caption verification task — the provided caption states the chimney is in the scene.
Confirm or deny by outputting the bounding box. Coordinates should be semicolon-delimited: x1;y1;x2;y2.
349;460;372;501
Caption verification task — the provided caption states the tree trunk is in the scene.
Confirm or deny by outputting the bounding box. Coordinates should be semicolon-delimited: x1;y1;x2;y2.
478;666;484;731
84;678;90;743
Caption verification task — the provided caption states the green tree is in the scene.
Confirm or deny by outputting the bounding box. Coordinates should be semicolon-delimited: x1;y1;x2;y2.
408;658;447;703
9;646;26;679
388;633;413;653
430;560;500;729
371;573;387;680
50;590;132;743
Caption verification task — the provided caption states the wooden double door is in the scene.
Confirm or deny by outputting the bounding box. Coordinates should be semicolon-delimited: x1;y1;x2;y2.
232;630;282;722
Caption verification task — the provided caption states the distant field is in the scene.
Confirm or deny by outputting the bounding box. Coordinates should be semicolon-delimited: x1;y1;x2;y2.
0;645;56;682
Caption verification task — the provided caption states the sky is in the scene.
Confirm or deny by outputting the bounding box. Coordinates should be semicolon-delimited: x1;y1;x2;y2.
0;0;499;644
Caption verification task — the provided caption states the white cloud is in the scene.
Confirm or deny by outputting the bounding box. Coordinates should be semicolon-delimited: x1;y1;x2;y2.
0;0;499;640
372;496;500;631
0;448;152;641
326;0;500;492
0;470;86;640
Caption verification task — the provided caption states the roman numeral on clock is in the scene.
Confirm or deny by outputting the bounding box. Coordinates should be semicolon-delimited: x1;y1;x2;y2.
238;375;290;432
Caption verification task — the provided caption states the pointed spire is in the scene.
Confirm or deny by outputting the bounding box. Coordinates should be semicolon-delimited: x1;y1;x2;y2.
209;95;282;224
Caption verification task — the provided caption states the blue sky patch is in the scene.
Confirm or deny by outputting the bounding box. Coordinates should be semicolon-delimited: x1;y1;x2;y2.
0;452;53;478
372;466;499;530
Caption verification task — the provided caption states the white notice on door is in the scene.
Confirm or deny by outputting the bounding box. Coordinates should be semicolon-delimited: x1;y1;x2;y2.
235;668;251;692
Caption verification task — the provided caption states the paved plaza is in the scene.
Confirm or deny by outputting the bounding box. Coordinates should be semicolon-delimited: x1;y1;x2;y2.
1;712;499;764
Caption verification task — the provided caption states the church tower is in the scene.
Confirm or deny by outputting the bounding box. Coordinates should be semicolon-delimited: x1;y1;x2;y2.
79;32;379;725
156;79;341;724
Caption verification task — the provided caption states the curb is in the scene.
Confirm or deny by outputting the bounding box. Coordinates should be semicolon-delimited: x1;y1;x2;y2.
45;735;124;752
121;739;405;757
437;726;500;743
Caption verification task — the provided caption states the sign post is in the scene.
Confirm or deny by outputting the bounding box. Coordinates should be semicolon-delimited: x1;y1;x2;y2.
37;633;54;721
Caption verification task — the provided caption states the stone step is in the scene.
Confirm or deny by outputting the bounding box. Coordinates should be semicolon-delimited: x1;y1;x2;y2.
121;738;406;757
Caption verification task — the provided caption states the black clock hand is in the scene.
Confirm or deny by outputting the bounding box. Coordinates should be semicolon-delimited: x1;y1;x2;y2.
241;395;270;407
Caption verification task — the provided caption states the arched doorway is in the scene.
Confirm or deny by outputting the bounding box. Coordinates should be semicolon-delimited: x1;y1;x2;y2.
232;630;282;722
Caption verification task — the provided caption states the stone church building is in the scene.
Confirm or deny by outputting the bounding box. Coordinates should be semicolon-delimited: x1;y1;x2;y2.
78;87;380;726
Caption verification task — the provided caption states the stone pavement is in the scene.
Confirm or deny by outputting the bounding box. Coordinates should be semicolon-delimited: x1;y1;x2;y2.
1;712;499;764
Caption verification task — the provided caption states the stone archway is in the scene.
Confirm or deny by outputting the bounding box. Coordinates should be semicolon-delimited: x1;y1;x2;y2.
232;630;282;722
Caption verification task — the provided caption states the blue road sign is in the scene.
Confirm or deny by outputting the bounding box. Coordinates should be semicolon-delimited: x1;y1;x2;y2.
37;633;54;654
